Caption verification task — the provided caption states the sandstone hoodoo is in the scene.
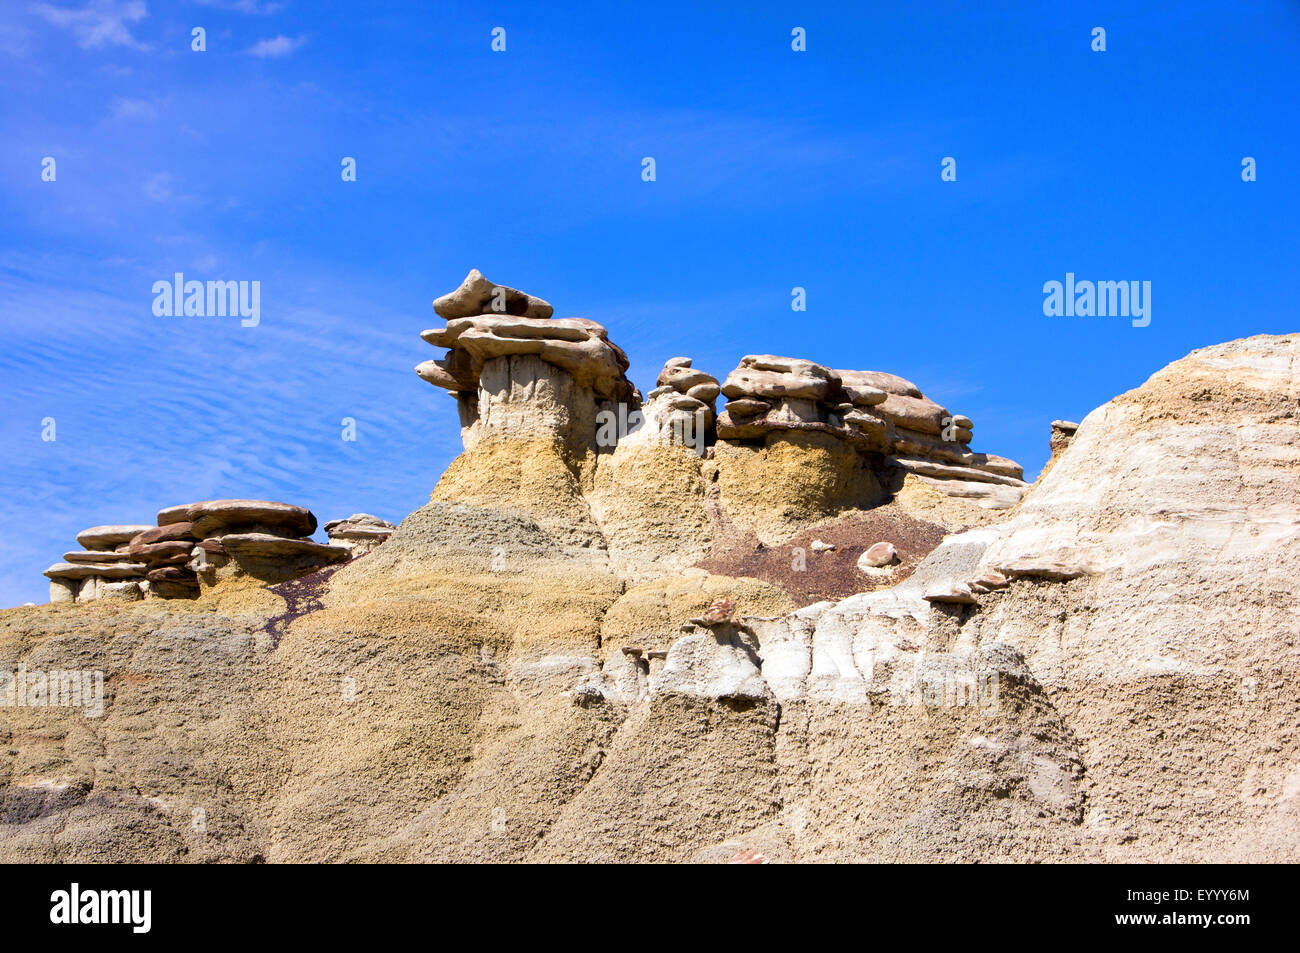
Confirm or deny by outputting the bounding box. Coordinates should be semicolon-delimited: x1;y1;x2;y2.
12;269;1294;867
624;357;719;451
416;272;638;461
323;514;396;556
158;499;349;590
45;523;152;603
714;354;1029;511
41;499;356;601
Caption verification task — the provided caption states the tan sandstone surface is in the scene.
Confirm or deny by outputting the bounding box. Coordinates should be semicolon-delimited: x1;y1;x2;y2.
1;271;1295;863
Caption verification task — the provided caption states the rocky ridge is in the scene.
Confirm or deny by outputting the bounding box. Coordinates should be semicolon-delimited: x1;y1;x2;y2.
43;501;386;602
3;272;1295;864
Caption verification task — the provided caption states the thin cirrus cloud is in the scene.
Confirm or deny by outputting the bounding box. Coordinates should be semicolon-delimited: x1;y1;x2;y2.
247;34;307;58
194;0;283;13
0;256;449;608
109;96;158;120
31;0;149;50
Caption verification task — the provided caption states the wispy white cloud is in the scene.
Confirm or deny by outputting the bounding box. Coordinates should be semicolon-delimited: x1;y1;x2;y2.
247;33;306;57
109;95;157;120
0;259;446;608
141;171;191;203
32;0;149;50
194;0;283;13
0;19;34;56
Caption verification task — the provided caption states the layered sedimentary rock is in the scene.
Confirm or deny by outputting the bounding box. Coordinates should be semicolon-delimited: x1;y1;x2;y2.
433;268;554;320
416;273;642;554
416;304;636;458
631;357;718;450
40;501;357;603
128;522;201;598
7;266;1293;865
718;334;1300;860
718;355;889;450
585;358;721;578
160;499;349;590
323;514;396;556
708;355;1027;544
44;524;151;603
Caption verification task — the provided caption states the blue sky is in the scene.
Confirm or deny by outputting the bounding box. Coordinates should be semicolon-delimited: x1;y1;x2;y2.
1;1;1297;606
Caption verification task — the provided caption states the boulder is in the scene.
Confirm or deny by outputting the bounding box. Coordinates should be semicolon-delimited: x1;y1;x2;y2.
62;551;134;565
836;368;922;398
160;500;318;539
44;561;147;581
74;525;153;551
922;582;978;604
859;541;897;569
657;361;717;393
324;514;396;555
688;596;737;627
968;570;1009;593
721;355;837;402
432;268;554;320
876;393;949;437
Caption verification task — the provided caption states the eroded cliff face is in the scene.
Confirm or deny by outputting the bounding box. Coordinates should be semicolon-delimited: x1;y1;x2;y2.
2;273;1295;863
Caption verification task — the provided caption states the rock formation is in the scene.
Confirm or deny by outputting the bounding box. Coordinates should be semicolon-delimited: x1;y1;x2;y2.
625;357;718;451
44;524;151;603
715;354;1027;510
433;268;554;320
40;500;354;602
160;499;350;591
416;271;636;459
323;514;396;556
5;270;1295;866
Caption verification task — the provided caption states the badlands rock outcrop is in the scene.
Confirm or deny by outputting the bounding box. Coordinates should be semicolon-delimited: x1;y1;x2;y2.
323;514;396;556
3;269;1295;865
44;525;150;603
159;499;350;591
42;500;360;601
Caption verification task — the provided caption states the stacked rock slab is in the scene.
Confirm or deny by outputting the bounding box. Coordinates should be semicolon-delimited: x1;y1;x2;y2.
44;525;151;603
155;499;351;590
716;356;1029;510
323;514;396;556
717;356;891;452
624;357;719;451
129;521;202;598
416;269;639;460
